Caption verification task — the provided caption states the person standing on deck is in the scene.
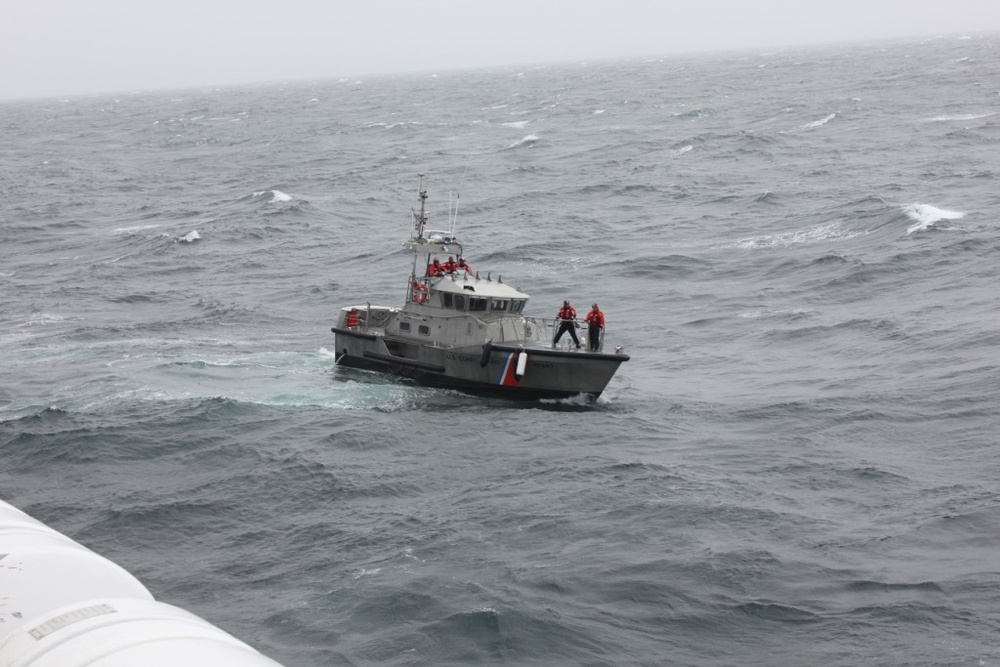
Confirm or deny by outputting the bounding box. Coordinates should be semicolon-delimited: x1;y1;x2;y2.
553;300;581;348
584;303;605;351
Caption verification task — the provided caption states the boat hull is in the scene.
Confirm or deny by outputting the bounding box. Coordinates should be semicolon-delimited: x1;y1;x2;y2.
332;327;628;400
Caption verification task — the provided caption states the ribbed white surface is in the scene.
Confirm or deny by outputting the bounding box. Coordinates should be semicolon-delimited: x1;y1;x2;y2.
0;500;283;667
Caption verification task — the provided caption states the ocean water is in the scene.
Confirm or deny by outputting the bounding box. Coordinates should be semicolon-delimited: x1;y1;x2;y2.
3;33;1000;665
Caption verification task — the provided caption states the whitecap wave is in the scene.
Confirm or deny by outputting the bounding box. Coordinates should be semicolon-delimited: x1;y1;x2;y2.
903;203;964;234
732;221;863;249
253;189;292;203
502;120;529;129
507;135;539;149
179;230;201;243
114;224;161;235
802;113;836;129
924;112;995;122
352;568;382;579
19;313;67;327
674;145;693;156
781;113;836;134
739;308;812;320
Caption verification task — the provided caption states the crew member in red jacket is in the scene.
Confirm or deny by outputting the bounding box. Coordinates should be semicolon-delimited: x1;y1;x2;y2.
584;303;605;351
553;300;581;348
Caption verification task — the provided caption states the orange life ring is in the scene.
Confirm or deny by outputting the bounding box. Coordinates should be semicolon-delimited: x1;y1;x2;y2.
412;281;428;303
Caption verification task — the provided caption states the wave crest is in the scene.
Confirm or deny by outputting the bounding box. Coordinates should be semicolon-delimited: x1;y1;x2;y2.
506;135;539;149
253;189;293;203
903;203;964;234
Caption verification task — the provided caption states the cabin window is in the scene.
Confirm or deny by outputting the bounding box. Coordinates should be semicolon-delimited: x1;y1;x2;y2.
399;321;411;332
454;294;466;311
469;297;488;312
418;325;430;335
490;298;509;312
510;300;525;313
441;292;454;308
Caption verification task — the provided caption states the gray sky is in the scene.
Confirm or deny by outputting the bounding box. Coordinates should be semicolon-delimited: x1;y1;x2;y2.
4;0;1000;100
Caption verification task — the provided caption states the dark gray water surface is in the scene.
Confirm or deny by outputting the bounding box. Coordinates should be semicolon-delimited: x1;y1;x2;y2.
3;35;1000;665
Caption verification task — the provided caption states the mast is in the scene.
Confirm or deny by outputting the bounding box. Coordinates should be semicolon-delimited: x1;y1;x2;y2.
403;174;462;255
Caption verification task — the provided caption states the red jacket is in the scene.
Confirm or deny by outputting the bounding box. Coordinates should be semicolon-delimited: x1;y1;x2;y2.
557;305;576;321
585;309;605;327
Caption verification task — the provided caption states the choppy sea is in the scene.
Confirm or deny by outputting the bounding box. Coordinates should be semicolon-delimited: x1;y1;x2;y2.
3;33;1000;665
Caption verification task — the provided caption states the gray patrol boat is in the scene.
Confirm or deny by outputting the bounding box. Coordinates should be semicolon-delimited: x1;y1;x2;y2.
330;177;629;400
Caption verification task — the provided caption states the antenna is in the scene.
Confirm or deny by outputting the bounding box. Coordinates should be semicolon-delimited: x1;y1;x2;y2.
413;173;428;239
449;190;460;237
450;167;467;237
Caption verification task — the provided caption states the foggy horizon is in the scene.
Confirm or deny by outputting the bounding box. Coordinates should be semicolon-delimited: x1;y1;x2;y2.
4;1;1000;102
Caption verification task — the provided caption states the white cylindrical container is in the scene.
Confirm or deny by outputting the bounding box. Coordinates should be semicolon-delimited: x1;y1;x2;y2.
0;500;285;666
0;598;284;667
0;500;155;633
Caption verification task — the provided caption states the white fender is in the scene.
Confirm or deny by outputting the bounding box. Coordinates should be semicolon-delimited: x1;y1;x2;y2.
515;350;528;378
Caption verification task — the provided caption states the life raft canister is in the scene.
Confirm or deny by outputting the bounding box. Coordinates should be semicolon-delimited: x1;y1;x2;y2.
346;309;360;328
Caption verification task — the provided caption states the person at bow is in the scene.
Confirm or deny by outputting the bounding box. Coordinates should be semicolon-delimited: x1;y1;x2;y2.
553;300;581;349
584;303;605;351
